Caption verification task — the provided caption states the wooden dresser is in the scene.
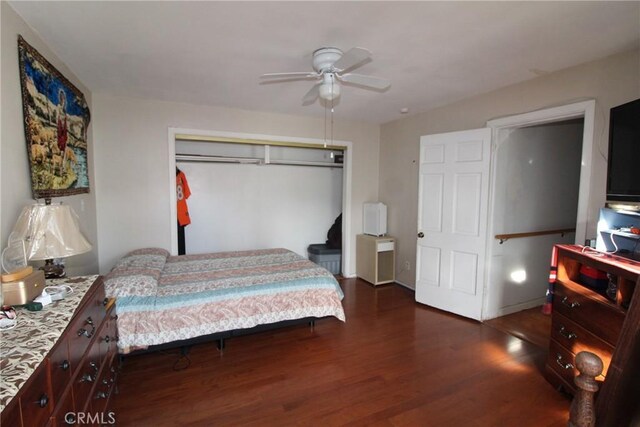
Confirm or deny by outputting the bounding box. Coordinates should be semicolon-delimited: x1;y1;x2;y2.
1;275;118;426
544;245;639;398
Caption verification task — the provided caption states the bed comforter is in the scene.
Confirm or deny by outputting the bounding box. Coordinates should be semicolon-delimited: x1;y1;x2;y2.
104;248;345;353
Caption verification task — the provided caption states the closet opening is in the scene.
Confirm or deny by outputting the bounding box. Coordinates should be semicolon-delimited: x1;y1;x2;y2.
167;129;353;276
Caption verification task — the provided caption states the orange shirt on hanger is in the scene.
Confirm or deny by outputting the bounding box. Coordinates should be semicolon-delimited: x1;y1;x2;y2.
177;170;191;226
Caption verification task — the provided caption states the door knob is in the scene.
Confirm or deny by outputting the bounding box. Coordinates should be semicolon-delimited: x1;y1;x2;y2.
417;232;424;238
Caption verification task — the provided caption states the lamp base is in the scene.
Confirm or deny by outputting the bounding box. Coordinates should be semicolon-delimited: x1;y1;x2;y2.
41;259;66;279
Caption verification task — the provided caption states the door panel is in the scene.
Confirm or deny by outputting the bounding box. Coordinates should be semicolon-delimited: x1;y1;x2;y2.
416;128;491;320
452;173;482;235
422;174;444;232
419;246;441;287
450;250;478;295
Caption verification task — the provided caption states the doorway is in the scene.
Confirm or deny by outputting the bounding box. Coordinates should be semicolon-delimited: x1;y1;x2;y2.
485;118;584;319
484;100;595;321
414;100;596;323
479;102;596;353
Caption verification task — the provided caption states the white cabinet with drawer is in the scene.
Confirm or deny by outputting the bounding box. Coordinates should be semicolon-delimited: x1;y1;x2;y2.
356;234;396;285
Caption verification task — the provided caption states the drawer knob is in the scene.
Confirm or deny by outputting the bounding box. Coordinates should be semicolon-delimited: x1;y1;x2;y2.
559;326;577;340
81;373;95;383
37;393;49;408
561;296;580;309
65;413;76;424
78;317;96;338
89;361;99;371
103;297;109;306
104;335;110;343
556;353;574;370
60;359;70;370
95;391;108;400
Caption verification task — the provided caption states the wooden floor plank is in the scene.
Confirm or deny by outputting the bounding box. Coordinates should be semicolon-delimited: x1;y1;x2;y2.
112;278;568;426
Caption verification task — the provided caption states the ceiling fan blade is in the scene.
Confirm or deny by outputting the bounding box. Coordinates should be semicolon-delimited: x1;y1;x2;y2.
338;73;391;90
332;47;371;72
260;72;320;80
302;84;320;105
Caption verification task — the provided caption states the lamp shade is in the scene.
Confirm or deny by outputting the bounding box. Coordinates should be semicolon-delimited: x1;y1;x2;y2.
11;203;92;261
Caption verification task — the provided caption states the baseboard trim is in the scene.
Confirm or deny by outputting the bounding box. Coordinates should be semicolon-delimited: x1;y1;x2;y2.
394;280;415;291
486;297;546;320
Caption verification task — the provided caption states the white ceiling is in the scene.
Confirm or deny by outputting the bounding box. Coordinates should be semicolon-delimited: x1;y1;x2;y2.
10;1;640;124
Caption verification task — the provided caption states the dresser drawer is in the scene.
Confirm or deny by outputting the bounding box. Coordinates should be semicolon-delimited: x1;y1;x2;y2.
98;311;118;363
68;285;108;368
72;339;102;413
50;388;75;427
550;312;614;376
49;336;72;406
19;361;53;427
553;281;624;345
547;340;579;391
92;356;118;416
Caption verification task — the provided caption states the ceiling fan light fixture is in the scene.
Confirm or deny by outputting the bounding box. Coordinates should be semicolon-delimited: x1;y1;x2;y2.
319;82;340;101
319;73;340;101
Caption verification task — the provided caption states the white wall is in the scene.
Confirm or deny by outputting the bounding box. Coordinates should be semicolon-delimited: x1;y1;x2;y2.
1;3;99;275
380;48;640;288
484;120;583;318
179;161;343;258
93;94;379;274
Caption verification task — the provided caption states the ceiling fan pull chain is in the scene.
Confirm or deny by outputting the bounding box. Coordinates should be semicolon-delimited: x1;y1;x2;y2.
330;75;335;146
324;99;327;148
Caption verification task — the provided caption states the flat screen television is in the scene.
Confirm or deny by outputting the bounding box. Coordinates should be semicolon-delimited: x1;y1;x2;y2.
606;98;640;204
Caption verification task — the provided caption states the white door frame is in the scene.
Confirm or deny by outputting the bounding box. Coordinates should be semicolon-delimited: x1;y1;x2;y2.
483;100;596;319
167;127;355;277
486;100;596;246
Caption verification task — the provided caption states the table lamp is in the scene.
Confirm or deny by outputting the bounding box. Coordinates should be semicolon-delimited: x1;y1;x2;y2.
10;201;92;278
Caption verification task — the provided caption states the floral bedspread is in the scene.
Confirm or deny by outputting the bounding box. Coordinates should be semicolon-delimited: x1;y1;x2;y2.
105;248;345;353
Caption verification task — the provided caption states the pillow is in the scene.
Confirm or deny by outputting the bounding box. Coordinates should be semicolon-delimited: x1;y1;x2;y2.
104;248;169;298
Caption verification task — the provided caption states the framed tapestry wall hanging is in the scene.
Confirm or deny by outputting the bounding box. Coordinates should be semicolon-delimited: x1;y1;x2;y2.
18;35;91;199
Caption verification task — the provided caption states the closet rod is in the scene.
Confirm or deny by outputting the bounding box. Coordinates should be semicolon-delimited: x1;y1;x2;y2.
175;154;261;164
175;154;343;168
269;160;343;168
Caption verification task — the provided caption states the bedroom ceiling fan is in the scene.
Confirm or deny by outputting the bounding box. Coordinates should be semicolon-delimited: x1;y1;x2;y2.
260;47;391;105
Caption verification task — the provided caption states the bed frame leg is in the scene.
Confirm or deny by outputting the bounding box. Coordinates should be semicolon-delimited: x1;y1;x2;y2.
309;319;315;330
172;345;191;371
180;345;191;356
217;338;225;351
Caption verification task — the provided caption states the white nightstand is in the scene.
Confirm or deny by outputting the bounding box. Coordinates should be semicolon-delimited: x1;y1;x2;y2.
356;234;395;285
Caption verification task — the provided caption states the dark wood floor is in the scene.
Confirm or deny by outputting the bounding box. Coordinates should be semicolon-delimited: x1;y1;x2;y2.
484;306;552;350
112;278;569;426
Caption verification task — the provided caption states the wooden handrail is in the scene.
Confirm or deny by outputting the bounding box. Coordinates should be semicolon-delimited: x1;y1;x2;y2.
495;228;576;244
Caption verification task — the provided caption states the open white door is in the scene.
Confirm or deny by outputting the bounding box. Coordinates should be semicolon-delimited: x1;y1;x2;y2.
415;128;491;320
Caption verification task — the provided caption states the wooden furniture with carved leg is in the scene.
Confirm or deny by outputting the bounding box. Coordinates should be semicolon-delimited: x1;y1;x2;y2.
0;276;118;427
544;245;640;426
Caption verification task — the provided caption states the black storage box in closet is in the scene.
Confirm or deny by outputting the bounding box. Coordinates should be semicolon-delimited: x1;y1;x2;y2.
307;244;341;275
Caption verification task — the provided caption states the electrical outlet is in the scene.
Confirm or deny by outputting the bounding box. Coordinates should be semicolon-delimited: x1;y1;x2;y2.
403;261;411;271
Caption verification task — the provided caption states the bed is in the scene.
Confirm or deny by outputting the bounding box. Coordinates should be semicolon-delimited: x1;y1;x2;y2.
104;248;346;354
